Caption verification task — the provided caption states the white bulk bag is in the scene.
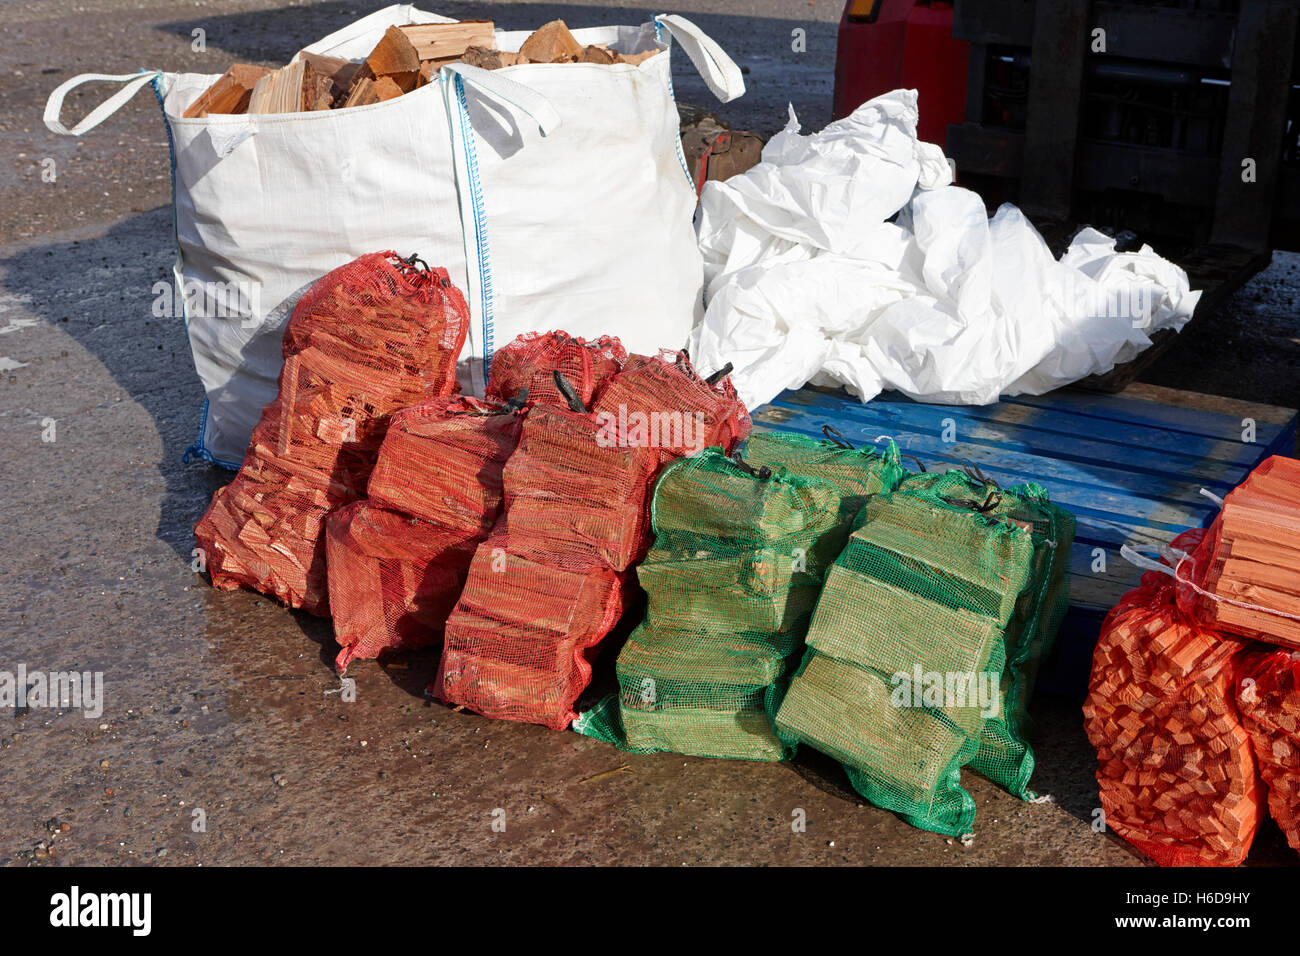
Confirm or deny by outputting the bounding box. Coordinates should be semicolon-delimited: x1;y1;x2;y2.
45;5;743;467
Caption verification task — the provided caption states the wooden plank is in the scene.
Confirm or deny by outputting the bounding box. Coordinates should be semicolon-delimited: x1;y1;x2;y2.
756;395;1253;482
755;385;1295;596
1005;389;1289;446
754;415;1227;520
759;386;1273;469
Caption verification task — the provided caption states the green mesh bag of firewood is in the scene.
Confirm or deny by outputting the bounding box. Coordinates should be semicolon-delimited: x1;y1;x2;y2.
894;469;1076;800
774;468;1071;836
574;435;906;760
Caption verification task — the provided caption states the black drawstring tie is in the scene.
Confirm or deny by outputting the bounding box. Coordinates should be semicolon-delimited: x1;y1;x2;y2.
943;490;1003;514
553;371;587;413
730;452;773;480
704;362;734;387
822;425;854;449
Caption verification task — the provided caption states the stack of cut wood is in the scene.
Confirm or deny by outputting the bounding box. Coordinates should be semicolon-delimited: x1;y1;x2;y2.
183;19;661;118
1083;533;1263;867
437;536;633;727
584;433;905;762
325;503;481;670
194;253;468;615
325;395;526;673
497;404;663;570
1236;646;1300;857
1178;456;1300;649
435;400;660;730
744;429;906;533
436;352;752;730
366;396;526;536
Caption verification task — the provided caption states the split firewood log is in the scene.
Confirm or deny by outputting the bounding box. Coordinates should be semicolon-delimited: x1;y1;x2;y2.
358;24;422;92
399;20;495;60
459;46;529;70
183;64;272;117
518;19;584;63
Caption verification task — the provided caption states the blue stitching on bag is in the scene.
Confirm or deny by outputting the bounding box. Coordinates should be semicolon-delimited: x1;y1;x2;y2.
181;398;241;469
454;74;495;382
654;21;694;187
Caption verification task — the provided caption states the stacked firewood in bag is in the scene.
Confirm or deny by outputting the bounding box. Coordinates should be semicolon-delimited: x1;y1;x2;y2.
184;20;660;117
1237;646;1300;854
434;348;751;730
328;329;640;713
324;395;526;673
1085;457;1300;864
194;252;468;614
323;332;624;672
1083;530;1263;866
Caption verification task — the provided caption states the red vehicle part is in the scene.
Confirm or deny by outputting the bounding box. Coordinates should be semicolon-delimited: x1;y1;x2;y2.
832;0;969;149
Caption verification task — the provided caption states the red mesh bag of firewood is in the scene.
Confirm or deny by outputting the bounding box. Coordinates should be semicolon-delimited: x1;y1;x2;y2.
194;252;469;614
486;330;627;408
1171;457;1300;649
1237;646;1300;858
326;395;526;671
1083;530;1263;867
366;395;526;535
499;403;661;571
325;502;481;672
590;350;752;463
433;360;749;729
434;533;631;730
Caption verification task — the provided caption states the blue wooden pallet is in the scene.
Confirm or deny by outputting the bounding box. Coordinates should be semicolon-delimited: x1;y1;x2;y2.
751;383;1298;700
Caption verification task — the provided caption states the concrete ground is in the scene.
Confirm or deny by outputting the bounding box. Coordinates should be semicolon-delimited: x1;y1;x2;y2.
1;0;1297;866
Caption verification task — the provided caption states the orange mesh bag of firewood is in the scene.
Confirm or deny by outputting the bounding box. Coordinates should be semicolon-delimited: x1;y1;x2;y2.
1171;456;1300;649
486;330;627;408
433;532;632;730
433;396;652;728
498;403;662;571
325;503;481;672
366;395;526;535
435;361;749;729
1236;646;1300;858
1084;530;1263;866
326;395;526;672
590;350;751;463
194;252;469;614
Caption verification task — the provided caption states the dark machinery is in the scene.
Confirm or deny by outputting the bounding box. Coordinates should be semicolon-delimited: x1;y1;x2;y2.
836;0;1300;387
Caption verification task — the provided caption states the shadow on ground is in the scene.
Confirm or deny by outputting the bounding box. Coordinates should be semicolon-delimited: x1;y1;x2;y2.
0;209;219;562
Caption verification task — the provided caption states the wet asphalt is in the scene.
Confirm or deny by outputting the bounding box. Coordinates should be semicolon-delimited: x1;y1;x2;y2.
1;0;1297;866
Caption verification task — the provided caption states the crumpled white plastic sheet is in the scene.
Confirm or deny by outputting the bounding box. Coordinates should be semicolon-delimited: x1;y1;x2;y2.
692;91;1202;409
